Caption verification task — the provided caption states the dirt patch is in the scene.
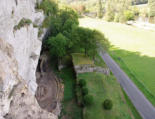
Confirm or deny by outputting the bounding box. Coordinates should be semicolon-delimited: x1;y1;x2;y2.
35;54;63;115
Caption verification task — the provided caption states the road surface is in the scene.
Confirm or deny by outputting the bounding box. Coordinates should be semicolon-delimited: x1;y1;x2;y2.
100;52;155;119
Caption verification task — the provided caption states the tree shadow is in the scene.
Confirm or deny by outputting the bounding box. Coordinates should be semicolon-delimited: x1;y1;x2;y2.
109;48;155;106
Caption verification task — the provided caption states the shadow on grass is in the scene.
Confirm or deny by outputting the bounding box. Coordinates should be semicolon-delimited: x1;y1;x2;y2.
109;48;155;106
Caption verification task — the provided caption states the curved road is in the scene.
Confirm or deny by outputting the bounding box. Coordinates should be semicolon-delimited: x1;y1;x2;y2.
99;52;155;119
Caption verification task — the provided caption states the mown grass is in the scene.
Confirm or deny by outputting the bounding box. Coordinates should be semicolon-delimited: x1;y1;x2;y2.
72;53;94;66
79;18;155;105
72;53;133;119
78;72;133;119
109;49;155;106
58;67;82;119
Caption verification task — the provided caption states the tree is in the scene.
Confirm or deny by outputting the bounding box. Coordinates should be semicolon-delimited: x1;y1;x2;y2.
47;33;68;61
82;87;89;95
98;0;103;18
149;0;155;17
103;99;113;110
84;95;94;106
124;10;135;21
104;0;132;22
39;0;58;16
79;79;86;87
72;27;98;56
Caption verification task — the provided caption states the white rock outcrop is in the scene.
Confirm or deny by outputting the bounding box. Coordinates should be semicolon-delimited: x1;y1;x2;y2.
0;0;57;118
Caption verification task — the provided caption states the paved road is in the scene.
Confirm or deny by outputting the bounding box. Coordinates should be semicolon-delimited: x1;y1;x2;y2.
99;52;155;119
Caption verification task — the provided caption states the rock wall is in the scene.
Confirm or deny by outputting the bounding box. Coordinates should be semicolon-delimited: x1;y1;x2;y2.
0;0;57;118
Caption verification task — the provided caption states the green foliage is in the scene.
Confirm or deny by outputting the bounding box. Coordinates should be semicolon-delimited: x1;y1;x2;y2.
104;10;115;22
104;0;132;22
82;87;88;95
38;0;58;16
114;14;120;22
41;0;109;67
58;67;82;119
75;85;83;106
103;99;113;110
38;27;43;37
14;18;32;30
97;0;103;18
79;79;86;87
124;10;135;21
47;33;68;59
84;95;94;106
72;27;99;57
149;0;155;17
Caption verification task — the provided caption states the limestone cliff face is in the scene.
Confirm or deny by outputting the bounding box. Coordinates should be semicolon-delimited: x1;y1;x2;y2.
0;0;57;118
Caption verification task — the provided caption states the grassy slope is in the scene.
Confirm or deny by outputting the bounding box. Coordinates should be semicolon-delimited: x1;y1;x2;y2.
78;73;133;119
79;18;155;105
59;68;82;119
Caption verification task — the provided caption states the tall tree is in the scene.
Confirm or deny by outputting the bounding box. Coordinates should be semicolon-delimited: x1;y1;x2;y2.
98;0;103;18
149;0;155;17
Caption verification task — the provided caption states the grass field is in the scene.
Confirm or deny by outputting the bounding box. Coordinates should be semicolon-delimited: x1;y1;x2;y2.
78;72;135;119
72;53;94;66
58;68;82;119
72;53;141;119
79;18;155;105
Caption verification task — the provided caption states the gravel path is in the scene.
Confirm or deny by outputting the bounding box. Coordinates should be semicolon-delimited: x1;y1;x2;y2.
99;52;155;119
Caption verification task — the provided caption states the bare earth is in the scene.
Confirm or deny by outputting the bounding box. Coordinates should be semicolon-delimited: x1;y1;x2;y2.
35;54;63;115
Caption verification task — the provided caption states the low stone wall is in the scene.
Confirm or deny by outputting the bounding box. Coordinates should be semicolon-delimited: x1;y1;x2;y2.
74;64;110;75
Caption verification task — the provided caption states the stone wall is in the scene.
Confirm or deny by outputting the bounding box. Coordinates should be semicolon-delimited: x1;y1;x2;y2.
74;64;110;75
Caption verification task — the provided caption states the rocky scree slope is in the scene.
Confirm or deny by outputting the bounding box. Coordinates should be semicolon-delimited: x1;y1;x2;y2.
0;0;57;119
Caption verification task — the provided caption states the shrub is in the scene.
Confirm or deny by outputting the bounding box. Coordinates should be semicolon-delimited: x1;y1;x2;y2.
114;14;120;22
124;10;135;21
76;85;83;106
104;10;115;22
38;27;43;37
38;0;58;16
14;18;32;30
103;99;113;110
83;95;94;106
82;87;88;95
79;79;86;87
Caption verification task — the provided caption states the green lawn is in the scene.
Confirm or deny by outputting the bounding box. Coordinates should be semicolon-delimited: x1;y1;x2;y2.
79;18;155;105
72;53;141;119
58;68;82;119
72;53;94;66
78;73;134;119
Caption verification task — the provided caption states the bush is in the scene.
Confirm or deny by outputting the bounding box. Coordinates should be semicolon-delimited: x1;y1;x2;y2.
124;10;135;21
82;87;88;95
38;0;58;16
79;79;86;87
114;14;120;22
14;18;32;30
84;95;94;106
76;85;83;106
104;10;115;22
103;99;113;110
